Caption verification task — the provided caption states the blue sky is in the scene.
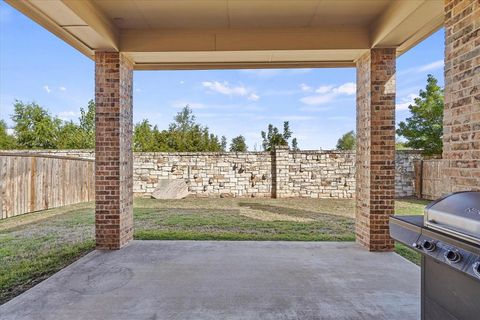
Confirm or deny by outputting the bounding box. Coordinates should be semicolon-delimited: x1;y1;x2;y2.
0;2;444;150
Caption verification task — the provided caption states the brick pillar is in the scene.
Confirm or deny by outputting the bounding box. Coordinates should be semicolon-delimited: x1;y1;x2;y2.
95;52;134;249
272;146;290;198
355;48;396;251
443;0;480;192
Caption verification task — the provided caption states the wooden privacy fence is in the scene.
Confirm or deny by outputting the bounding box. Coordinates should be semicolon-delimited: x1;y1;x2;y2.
0;153;95;219
414;159;447;200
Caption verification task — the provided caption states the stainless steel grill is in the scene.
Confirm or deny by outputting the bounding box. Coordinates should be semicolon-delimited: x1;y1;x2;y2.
390;191;480;320
424;191;480;245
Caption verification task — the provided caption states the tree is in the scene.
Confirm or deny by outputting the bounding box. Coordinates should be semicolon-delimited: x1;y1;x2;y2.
133;106;224;152
221;136;227;151
57;100;96;149
230;135;248;152
133;119;162;152
11;101;61;149
396;74;444;156
57;121;84;149
78;99;95;148
261;121;296;151
291;138;299;151
0;120;16;149
336;130;356;150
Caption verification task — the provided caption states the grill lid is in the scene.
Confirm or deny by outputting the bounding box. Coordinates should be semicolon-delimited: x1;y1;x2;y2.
424;191;480;245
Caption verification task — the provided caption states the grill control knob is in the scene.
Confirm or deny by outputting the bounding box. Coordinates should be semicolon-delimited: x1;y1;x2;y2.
422;240;436;252
473;262;480;278
445;250;462;263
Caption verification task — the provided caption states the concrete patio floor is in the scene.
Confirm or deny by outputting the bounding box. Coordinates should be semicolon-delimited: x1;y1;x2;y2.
0;241;420;320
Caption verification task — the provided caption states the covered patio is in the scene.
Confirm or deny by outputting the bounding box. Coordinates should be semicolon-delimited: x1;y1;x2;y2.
2;0;479;318
0;241;420;320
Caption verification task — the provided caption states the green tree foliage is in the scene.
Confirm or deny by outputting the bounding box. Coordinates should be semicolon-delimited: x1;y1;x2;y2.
56;121;84;149
12;101;62;149
78;99;95;148
336;130;356;151
230;135;248;152
396;75;444;156
221;136;227;152
133;106;224;152
0;120;16;149
133;119;170;152
7;100;96;150
261;121;296;151
57;100;96;149
291;138;299;151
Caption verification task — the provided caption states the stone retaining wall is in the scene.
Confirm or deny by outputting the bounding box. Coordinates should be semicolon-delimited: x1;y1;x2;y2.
3;149;421;198
134;152;272;198
395;151;423;197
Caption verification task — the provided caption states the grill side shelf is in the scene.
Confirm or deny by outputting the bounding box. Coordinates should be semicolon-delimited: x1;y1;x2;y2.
389;215;423;252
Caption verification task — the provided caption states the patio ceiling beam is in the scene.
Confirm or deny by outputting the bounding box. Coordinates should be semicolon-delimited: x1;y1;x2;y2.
60;0;119;51
6;0;444;70
120;27;370;53
370;0;444;53
133;60;357;71
4;0;94;58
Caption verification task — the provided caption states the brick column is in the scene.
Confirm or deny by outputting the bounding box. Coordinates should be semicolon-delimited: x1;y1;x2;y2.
355;48;396;251
443;0;480;192
272;146;290;198
95;52;134;249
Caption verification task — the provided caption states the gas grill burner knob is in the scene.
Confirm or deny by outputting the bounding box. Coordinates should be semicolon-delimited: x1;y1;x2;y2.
422;240;436;252
445;250;461;263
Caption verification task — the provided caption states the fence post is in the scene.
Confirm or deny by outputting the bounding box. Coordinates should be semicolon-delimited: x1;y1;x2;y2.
413;159;423;199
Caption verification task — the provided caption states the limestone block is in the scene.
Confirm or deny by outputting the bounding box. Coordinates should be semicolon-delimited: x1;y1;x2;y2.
152;179;190;199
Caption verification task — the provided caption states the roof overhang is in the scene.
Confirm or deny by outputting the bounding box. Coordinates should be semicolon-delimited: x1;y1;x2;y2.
5;0;444;70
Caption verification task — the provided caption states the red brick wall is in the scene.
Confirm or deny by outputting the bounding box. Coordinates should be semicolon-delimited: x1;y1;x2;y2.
443;0;480;192
95;52;134;249
356;48;396;251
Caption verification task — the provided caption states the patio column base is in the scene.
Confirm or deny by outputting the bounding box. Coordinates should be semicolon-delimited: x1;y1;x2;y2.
355;48;396;252
95;51;134;250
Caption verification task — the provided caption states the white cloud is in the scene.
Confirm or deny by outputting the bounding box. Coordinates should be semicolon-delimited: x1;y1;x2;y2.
399;60;444;75
202;81;259;100
418;60;444;72
58;111;80;120
300;83;313;92
315;85;334;94
300;82;356;106
299;106;333;112
396;93;418;111
336;82;356;95
202;81;246;95
59;86;66;91
43;85;51;93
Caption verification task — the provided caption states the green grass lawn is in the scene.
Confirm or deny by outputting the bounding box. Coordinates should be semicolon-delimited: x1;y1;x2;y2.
0;197;428;304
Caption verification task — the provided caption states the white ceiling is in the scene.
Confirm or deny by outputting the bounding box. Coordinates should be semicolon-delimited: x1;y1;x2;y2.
94;0;391;30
